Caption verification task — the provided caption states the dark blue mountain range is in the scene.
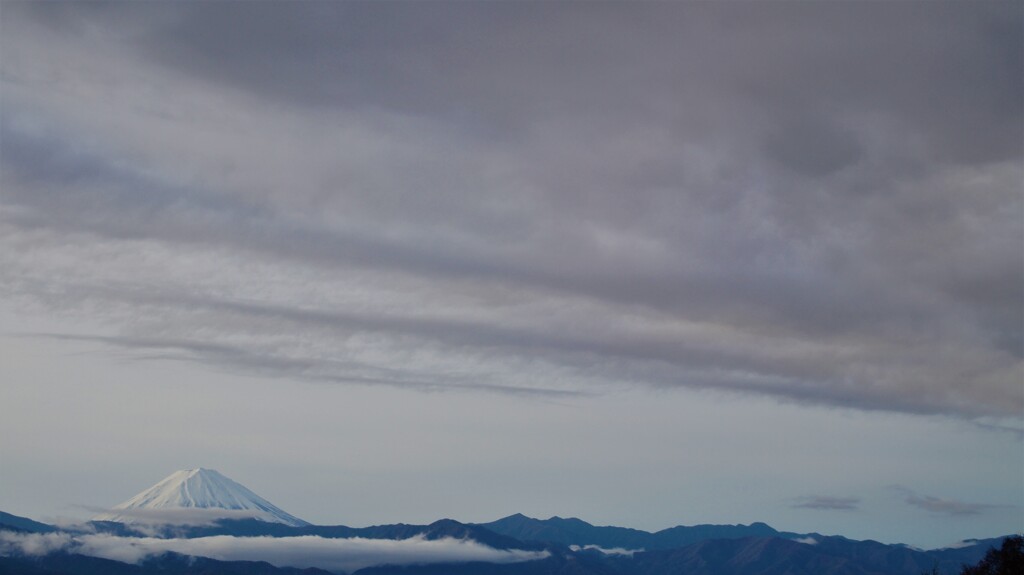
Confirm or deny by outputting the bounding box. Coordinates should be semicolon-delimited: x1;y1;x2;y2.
0;510;1012;575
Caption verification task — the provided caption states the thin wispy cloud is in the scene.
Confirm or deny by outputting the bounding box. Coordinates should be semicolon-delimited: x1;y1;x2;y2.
18;332;588;399
895;488;1001;517
792;496;861;511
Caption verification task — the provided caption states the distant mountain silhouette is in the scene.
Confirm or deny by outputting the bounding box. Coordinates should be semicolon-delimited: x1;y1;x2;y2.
633;536;929;575
0;508;1013;575
479;513;779;550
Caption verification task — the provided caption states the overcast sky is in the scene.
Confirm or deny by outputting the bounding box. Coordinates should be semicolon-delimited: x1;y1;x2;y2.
1;0;1021;550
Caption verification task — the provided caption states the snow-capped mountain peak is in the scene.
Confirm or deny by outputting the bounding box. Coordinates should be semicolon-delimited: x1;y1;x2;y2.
93;468;309;527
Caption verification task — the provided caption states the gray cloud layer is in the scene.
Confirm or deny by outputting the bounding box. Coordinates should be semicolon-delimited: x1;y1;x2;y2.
0;531;548;572
1;1;1021;419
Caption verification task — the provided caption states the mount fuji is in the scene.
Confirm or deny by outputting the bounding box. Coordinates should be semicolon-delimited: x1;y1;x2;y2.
93;468;309;527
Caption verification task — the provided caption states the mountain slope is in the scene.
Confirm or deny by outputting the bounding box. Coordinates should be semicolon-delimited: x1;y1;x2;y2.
0;511;54;534
631;535;1009;575
0;552;333;575
93;468;309;527
632;537;877;575
357;536;1008;575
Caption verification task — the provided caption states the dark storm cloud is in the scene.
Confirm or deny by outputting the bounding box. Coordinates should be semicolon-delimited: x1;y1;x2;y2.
109;1;1024;162
792;496;861;511
1;1;1021;420
15;1;1023;158
764;117;863;177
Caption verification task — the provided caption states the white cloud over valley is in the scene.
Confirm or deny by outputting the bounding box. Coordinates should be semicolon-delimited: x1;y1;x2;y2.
0;531;549;572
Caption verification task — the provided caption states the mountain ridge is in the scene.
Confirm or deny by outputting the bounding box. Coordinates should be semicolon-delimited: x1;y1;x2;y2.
479;513;781;551
1;508;1015;575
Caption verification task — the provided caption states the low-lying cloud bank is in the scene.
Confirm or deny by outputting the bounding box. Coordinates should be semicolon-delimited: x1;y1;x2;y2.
89;506;273;527
0;531;549;572
569;544;643;556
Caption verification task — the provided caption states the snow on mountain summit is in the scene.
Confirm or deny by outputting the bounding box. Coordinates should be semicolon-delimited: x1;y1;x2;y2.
93;468;309;527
